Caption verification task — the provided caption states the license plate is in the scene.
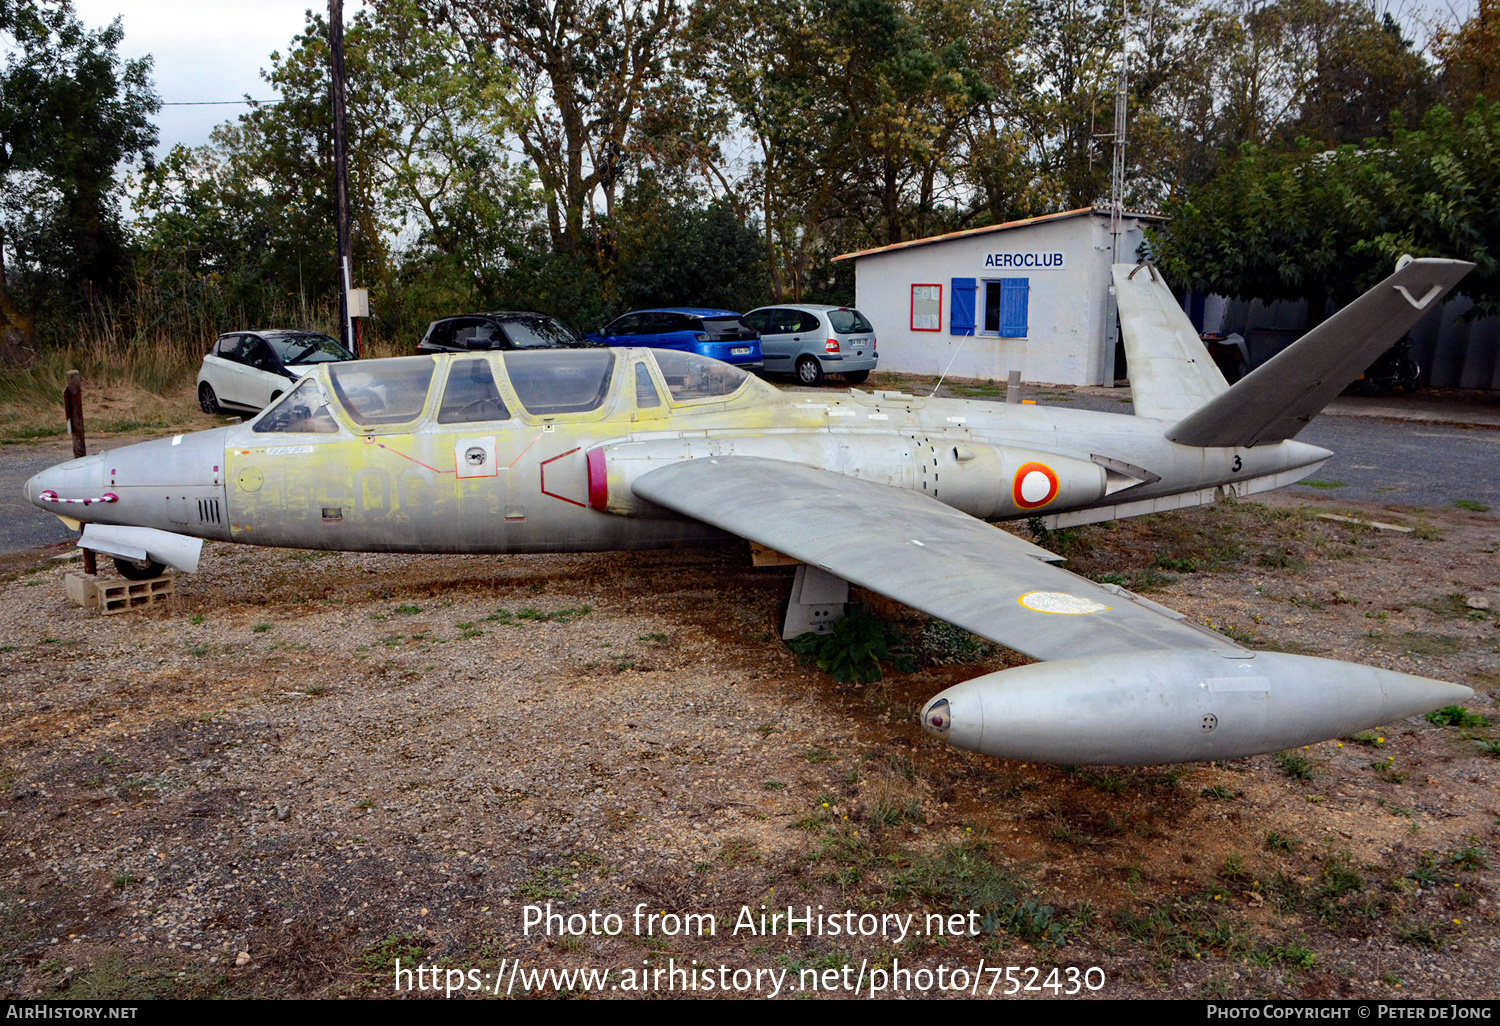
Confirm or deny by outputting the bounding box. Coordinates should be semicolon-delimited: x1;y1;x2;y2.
731;347;750;355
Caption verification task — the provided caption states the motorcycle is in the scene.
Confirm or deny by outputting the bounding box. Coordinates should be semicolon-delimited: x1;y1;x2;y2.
1353;336;1420;396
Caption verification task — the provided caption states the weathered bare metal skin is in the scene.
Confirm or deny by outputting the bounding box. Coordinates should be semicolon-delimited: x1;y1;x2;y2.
23;258;1481;765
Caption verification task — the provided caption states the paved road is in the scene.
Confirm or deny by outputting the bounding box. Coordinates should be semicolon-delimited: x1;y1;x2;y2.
2;405;1493;556
1286;418;1500;511
0;437;152;554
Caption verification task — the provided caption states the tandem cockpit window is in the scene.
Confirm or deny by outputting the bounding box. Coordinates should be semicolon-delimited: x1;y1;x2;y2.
651;349;749;402
504;349;615;415
253;377;340;434
439;358;510;424
327;356;437;426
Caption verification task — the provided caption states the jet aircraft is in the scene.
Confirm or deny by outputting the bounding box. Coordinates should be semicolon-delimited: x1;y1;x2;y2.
25;259;1477;765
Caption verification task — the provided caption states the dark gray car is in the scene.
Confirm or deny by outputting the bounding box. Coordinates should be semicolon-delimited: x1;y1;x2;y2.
417;312;597;353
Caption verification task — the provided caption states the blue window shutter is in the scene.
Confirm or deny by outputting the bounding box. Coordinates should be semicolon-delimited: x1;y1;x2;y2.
1000;278;1029;337
950;278;976;336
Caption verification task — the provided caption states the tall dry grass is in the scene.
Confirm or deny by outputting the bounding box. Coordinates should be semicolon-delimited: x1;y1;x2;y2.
0;287;355;441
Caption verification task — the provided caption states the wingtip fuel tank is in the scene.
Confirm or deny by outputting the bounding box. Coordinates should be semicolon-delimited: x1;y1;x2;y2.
920;650;1473;765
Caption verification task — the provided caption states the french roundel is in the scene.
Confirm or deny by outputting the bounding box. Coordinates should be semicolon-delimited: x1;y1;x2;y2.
1012;461;1060;509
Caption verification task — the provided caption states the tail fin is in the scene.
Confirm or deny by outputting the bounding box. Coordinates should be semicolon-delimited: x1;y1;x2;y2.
1112;263;1229;422
1168;258;1474;448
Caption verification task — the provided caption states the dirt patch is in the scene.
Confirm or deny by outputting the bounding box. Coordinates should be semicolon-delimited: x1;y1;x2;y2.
0;496;1496;999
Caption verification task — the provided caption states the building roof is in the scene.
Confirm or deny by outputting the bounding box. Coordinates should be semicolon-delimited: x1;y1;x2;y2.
832;205;1168;262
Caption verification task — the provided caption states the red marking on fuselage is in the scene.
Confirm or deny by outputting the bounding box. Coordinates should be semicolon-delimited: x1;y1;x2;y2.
586;448;608;512
507;432;542;469
540;447;587;507
362;436;452;474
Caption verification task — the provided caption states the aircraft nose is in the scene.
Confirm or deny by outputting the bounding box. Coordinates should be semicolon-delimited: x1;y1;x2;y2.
25;454;107;512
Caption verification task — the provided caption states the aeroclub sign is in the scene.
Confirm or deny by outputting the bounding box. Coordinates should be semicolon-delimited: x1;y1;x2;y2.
983;252;1065;269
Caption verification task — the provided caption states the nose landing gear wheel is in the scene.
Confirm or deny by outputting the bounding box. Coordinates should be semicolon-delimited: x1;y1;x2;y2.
114;556;166;581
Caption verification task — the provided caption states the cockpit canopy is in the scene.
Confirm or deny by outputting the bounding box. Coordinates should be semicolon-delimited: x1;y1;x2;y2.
251;347;760;434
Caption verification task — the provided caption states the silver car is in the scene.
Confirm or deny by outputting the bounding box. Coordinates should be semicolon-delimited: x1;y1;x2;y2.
740;304;877;386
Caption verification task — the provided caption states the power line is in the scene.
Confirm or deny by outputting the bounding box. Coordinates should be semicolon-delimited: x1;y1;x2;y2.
159;100;281;106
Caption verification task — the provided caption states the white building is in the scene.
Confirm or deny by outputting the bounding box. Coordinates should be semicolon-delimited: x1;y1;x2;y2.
834;206;1165;386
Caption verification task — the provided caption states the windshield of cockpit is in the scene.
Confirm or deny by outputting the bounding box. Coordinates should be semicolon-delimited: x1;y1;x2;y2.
327;356;437;426
252;377;340;433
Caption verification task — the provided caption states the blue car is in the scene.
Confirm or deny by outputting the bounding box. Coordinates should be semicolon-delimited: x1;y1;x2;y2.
589;308;763;370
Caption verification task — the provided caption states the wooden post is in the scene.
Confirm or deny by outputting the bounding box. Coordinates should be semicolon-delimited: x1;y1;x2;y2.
63;370;97;575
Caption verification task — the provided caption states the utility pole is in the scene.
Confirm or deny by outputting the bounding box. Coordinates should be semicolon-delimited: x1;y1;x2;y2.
329;0;355;355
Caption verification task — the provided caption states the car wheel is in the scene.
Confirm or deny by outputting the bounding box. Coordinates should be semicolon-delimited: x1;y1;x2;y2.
843;370;869;384
114;556;166;581
198;382;221;415
269;390;283;405
796;356;825;386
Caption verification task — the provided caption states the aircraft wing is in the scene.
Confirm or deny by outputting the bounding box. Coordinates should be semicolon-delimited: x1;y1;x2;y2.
631;456;1241;660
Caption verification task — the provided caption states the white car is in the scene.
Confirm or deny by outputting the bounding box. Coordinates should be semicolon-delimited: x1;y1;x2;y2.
739;304;877;386
197;330;356;414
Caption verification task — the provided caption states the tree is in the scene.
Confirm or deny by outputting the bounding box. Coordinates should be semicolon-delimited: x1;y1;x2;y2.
134;0;533;339
1156;101;1500;319
0;0;158;346
611;175;767;313
1436;0;1500;116
439;0;690;259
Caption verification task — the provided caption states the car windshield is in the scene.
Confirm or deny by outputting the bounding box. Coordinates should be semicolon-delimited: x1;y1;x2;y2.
327;356;437;426
503;349;615;414
652;350;748;402
500;314;587;349
252;377;340;434
828;309;873;334
270;333;353;364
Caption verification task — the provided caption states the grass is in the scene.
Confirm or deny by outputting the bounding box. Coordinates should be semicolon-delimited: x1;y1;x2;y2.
717;836;762;868
1274;751;1315;781
892;836;1068;946
1452;499;1491;512
1300;479;1346;489
786;605;913;683
1265;831;1302;853
1426;705;1489;729
0;340;216;443
1448;845;1490;871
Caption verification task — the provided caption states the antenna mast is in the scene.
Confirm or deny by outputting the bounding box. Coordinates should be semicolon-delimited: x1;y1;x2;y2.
1109;0;1129;262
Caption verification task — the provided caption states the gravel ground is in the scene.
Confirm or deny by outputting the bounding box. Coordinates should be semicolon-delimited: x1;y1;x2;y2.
0;495;1496;1000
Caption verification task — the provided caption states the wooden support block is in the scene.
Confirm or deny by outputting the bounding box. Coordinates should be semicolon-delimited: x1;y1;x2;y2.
95;576;175;614
750;542;801;567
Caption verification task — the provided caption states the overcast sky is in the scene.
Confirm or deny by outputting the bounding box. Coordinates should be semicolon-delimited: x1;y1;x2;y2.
72;0;367;157
73;0;1477;159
